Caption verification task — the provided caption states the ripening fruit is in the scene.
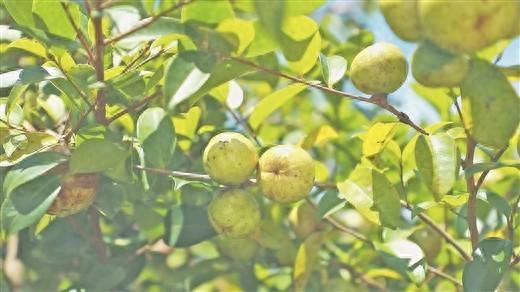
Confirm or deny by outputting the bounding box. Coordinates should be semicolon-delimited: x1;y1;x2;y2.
412;42;469;87
258;145;315;204
217;237;258;261
289;201;318;239
411;227;442;262
350;43;408;95
379;0;421;42
203;132;258;186
207;189;261;238
418;0;519;53
47;173;98;217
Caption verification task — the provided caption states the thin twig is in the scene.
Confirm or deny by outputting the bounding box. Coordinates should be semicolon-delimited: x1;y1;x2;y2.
231;57;428;135
48;54;93;108
474;149;507;190
104;0;195;45
427;266;463;287
61;2;96;65
121;41;152;74
225;104;262;146
3;235;24;290
465;138;479;250
401;201;473;262
106;91;161;124
63;104;95;141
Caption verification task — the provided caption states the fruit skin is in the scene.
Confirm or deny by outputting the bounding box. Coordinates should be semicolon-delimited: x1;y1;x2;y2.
258;145;315;204
289;201;318;239
46;173;98;217
412;42;469;87
410;227;442;262
461;59;520;148
379;0;421;42
418;0;519;53
350;43;408;95
203;132;258;186
207;189;261;238
217;237;258;261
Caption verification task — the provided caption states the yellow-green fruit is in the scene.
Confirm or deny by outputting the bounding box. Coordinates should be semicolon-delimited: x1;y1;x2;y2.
412;42;469;87
258;145;315;203
47;173;98;217
418;0;519;53
203;132;258;186
207;189;261;238
217;237;258;261
350;43;408;94
289;202;318;239
274;242;297;266
461;59;520;148
411;227;442;262
379;0;421;42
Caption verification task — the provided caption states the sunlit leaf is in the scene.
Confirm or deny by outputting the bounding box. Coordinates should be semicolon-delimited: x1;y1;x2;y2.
362;122;398;157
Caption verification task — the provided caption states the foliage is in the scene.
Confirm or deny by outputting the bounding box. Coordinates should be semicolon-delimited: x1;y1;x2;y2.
0;0;519;291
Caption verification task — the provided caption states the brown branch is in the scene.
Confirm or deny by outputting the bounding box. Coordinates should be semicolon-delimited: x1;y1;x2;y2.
61;2;96;65
427;266;462;287
92;0;107;124
401;201;473;262
465;138;479;250
3;235;24;290
231;57;428;135
63;104;95;141
121;41;152;74
83;0;92;14
89;207;108;260
474;148;507;191
106;91;161;124
103;0;195;45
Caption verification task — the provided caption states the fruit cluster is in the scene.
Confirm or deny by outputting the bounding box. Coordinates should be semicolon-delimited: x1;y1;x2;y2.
204;132;316;238
349;0;519;96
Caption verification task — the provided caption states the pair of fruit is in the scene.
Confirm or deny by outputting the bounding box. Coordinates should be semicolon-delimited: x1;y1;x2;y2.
204;132;316;238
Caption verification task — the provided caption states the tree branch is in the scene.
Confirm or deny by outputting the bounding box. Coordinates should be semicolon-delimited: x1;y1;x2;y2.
92;0;107;124
465;138;479;250
474;148;506;191
231;57;428;135
401;201;472;261
61;2;96;65
106;91;162;124
340;262;388;292
427;266;463;287
103;0;195;45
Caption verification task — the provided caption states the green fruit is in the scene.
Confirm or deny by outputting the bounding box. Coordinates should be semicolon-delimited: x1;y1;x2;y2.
258;145;315;203
350;43;408;95
207;189;261;238
412;42;469;87
411;227;442;262
289;201;318;239
255;220;292;250
461;59;520;148
274;242;297;266
203;132;258;186
217;237;258;261
419;0;519;53
47;173;98;217
379;0;421;42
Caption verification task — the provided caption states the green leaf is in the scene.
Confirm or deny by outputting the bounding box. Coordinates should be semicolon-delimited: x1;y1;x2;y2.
82;263;126;290
137;107;176;168
11;175;61;214
415;133;458;200
245;21;277;57
217;18;255;55
32;0;79;40
362;122;398;157
316;190;345;219
462;238;512;292
372;170;401;229
3;151;66;197
8;38;47;58
95;181;125;219
248;83;307;130
285;1;325;16
254;0;285;43
181;0;234;24
281;15;321;74
465;160;520;177
164;51;216;110
461;59;519;148
164;204;217;247
70;139;129;174
3;0;35;28
319;54;347;87
293;232;323;291
411;83;453;119
115;17;187;44
1;186;60;235
0;132;60;167
337;165;380;225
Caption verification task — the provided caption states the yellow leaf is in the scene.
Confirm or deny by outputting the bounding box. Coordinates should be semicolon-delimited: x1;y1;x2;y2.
8;38;47;58
293;232;323;291
362;122;398;157
300;124;339;149
173;106;202;151
314;160;329;182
